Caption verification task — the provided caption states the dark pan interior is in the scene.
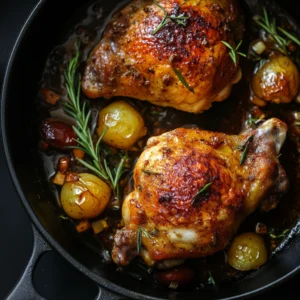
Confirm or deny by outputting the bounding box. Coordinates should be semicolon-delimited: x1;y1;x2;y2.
2;0;300;299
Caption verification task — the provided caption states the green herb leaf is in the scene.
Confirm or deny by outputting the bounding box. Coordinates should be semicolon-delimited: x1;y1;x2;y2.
173;67;194;93
254;8;300;55
191;181;213;205
140;227;155;239
268;228;289;239
137;227;154;254
239;135;253;165
62;47;125;201
152;0;188;35
208;271;216;286
137;227;142;254
247;117;259;127
142;169;162;175
221;40;246;66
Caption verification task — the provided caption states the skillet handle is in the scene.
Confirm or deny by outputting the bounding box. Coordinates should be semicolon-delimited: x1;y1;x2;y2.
6;224;52;300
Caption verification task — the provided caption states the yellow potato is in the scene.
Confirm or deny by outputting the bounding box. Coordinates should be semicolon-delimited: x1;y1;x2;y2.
61;173;111;219
97;101;147;149
227;232;268;271
252;52;300;105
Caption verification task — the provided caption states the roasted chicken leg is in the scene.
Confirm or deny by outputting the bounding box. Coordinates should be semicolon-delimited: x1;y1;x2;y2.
82;0;244;113
112;118;289;266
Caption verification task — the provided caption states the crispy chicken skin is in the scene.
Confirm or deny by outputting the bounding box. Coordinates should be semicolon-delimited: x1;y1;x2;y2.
82;0;244;113
112;118;289;266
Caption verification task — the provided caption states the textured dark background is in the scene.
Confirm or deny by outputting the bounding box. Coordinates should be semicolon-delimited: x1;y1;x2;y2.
0;0;300;299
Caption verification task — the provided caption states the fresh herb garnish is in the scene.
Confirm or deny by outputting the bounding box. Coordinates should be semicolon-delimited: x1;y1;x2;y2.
137;227;142;254
191;181;213;205
221;40;246;65
208;271;216;286
173;67;194;93
152;0;188;35
254;8;300;55
247;117;259;127
278;27;300;47
268;228;289;239
137;227;154;254
238;135;253;165
142;169;162;175
62;47;125;200
247;114;265;127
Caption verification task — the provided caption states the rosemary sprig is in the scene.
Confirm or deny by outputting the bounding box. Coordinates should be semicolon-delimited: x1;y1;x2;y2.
268;228;289;239
137;227;154;253
278;27;300;47
221;40;246;66
254;8;300;54
191;181;213;205
137;227;142;254
152;0;188;35
62;48;125;200
238;135;254;165
173;67;194;93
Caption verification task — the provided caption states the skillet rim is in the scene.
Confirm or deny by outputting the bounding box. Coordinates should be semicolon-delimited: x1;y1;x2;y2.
1;0;299;299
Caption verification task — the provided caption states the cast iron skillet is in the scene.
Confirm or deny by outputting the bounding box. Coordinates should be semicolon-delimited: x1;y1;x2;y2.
2;0;300;299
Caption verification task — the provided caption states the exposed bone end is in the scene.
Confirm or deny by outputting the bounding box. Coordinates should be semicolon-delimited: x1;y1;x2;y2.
256;118;288;155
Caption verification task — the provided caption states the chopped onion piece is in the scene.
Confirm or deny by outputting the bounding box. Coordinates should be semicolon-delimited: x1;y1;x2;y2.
92;219;109;234
169;282;179;290
252;41;267;55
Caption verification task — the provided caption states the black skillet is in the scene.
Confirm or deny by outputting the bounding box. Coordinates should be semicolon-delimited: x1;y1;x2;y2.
2;0;300;299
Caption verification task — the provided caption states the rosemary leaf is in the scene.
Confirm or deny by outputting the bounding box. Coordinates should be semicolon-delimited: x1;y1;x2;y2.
173;67;194;93
278;26;300;46
62;48;126;200
137;227;142;254
254;8;300;54
142;169;162;175
152;14;169;35
221;40;246;66
140;227;154;239
191;181;213;205
208;271;216;286
152;0;188;35
240;135;253;165
268;228;289;239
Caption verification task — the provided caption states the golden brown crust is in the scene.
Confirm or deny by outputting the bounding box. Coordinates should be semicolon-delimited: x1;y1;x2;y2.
82;0;244;113
112;119;289;265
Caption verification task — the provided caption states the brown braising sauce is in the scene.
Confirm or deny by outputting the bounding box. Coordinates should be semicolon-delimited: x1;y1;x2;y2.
38;0;300;289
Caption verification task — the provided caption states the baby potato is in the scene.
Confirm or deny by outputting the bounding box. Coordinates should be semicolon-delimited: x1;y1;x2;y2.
97;101;147;149
252;52;300;105
61;173;111;219
228;232;268;271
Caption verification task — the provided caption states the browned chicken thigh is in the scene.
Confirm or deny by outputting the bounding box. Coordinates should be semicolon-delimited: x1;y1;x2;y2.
82;0;244;113
112;118;289;266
